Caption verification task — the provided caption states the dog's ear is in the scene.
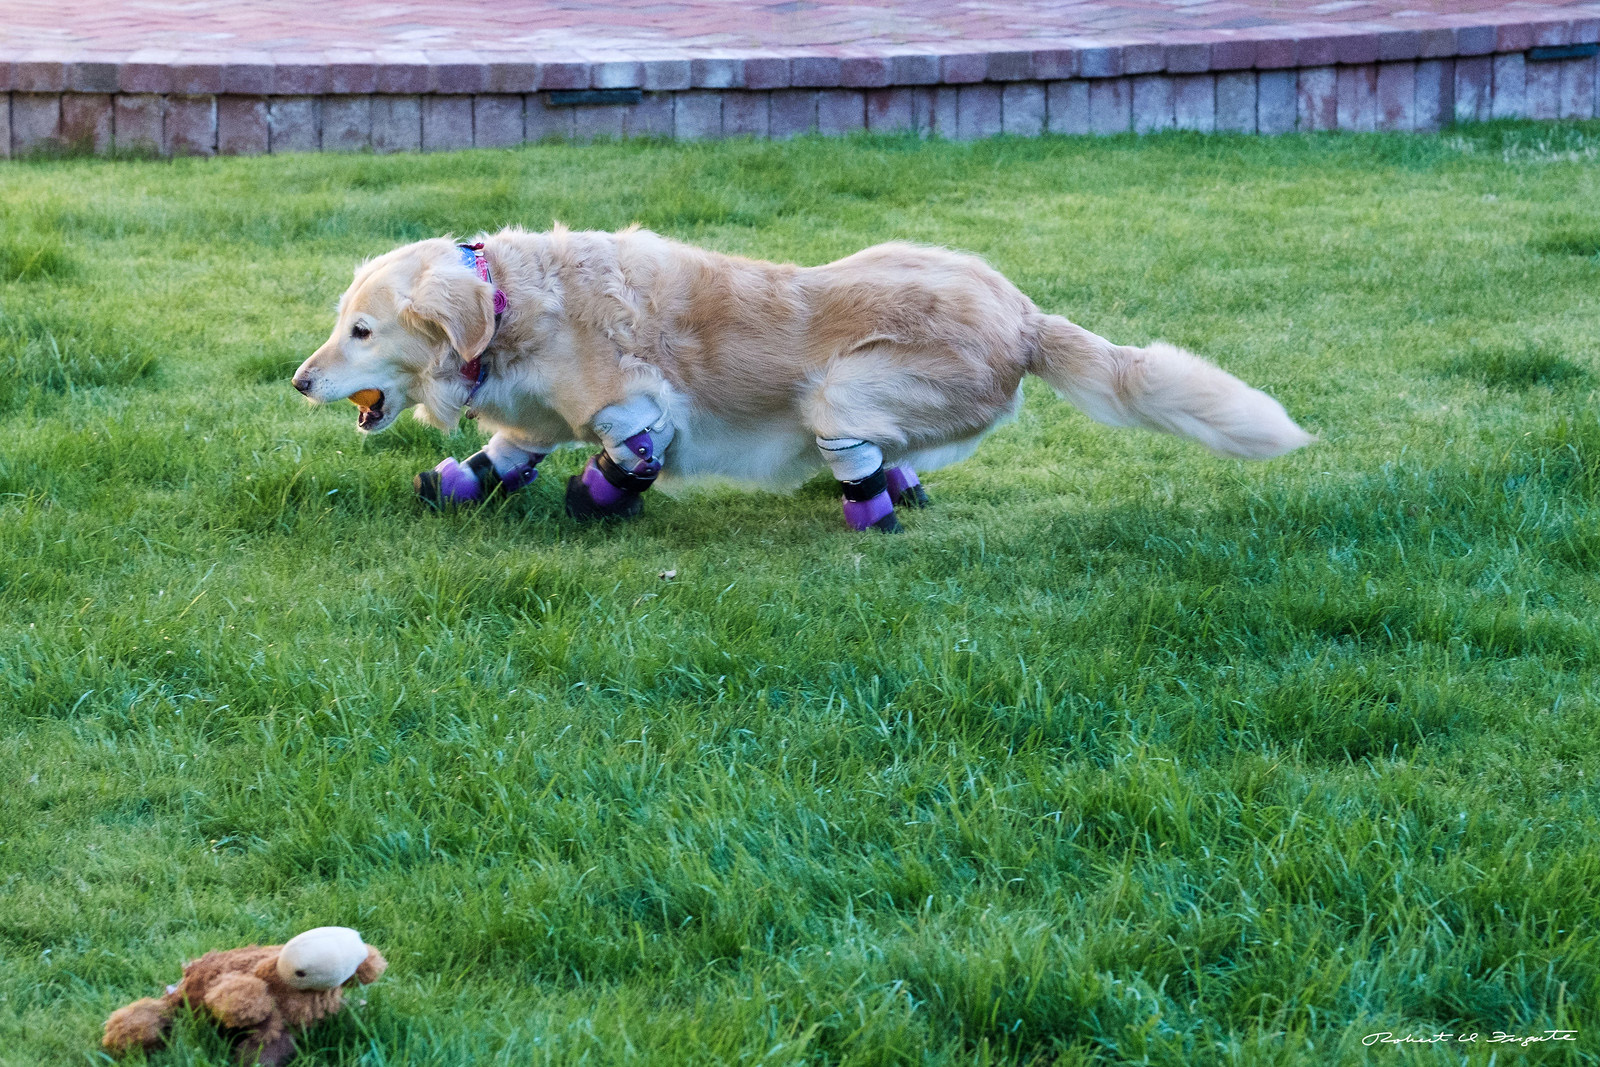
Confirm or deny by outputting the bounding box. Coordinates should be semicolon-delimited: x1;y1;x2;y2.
400;259;495;362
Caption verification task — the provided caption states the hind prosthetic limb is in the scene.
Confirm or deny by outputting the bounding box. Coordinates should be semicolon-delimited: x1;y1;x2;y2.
885;466;930;509
817;436;901;533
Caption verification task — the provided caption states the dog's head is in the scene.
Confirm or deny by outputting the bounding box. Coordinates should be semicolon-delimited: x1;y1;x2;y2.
292;238;496;434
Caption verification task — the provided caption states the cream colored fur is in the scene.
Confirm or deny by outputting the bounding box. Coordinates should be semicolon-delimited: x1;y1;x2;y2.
294;226;1312;490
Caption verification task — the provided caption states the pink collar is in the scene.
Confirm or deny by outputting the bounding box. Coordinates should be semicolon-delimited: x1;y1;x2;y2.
457;242;506;412
461;242;509;318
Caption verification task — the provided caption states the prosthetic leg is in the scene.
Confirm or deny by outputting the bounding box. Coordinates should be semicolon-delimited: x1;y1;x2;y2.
886;465;930;509
415;432;546;508
816;437;927;533
565;396;675;521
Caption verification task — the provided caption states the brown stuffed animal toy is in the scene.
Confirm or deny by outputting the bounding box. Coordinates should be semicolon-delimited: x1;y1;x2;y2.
102;926;386;1066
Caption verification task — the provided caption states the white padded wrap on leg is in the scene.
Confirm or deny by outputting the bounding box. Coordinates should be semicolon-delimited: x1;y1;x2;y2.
816;436;884;483
483;432;550;476
593;395;675;472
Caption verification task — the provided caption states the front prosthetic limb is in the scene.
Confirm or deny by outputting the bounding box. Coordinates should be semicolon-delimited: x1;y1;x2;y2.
416;432;547;508
566;396;674;521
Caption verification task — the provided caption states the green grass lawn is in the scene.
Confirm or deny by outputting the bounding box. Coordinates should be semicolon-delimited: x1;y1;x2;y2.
3;123;1599;1066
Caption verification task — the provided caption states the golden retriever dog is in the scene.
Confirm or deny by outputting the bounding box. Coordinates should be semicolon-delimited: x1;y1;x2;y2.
293;226;1311;531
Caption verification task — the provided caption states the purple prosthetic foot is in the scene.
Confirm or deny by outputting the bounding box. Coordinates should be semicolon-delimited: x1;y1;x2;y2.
842;490;901;533
416;456;486;506
564;455;644;521
498;459;542;493
564;432;661;522
415;450;542;508
885;466;930;509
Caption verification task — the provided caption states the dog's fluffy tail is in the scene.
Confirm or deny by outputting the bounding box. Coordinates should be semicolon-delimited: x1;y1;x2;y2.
1025;313;1313;460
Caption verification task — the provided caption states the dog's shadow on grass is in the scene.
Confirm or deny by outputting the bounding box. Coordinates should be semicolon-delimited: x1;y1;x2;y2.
454;473;847;551
392;464;938;554
422;468;1288;560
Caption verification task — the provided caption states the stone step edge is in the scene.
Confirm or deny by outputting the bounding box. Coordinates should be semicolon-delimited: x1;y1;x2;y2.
8;55;1591;159
2;18;1596;96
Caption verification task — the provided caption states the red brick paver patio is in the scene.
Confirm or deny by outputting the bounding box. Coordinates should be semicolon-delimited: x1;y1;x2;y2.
3;0;1599;154
4;1;1598;62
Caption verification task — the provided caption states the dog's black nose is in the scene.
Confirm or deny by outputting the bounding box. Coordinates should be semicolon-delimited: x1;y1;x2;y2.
292;374;313;395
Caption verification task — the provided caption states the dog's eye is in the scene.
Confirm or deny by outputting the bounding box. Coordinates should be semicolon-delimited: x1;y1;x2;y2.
296;970;306;977
351;323;371;341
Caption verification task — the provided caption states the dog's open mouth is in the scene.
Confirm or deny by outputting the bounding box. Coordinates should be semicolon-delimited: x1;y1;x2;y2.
349;389;385;431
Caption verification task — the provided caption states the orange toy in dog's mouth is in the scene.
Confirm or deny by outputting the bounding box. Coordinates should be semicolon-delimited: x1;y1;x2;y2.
348;389;385;430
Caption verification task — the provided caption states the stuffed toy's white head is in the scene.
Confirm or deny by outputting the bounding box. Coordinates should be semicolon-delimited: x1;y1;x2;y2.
276;927;369;990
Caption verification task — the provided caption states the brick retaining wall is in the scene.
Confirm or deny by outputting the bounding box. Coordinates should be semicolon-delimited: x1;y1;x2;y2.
5;25;1599;156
